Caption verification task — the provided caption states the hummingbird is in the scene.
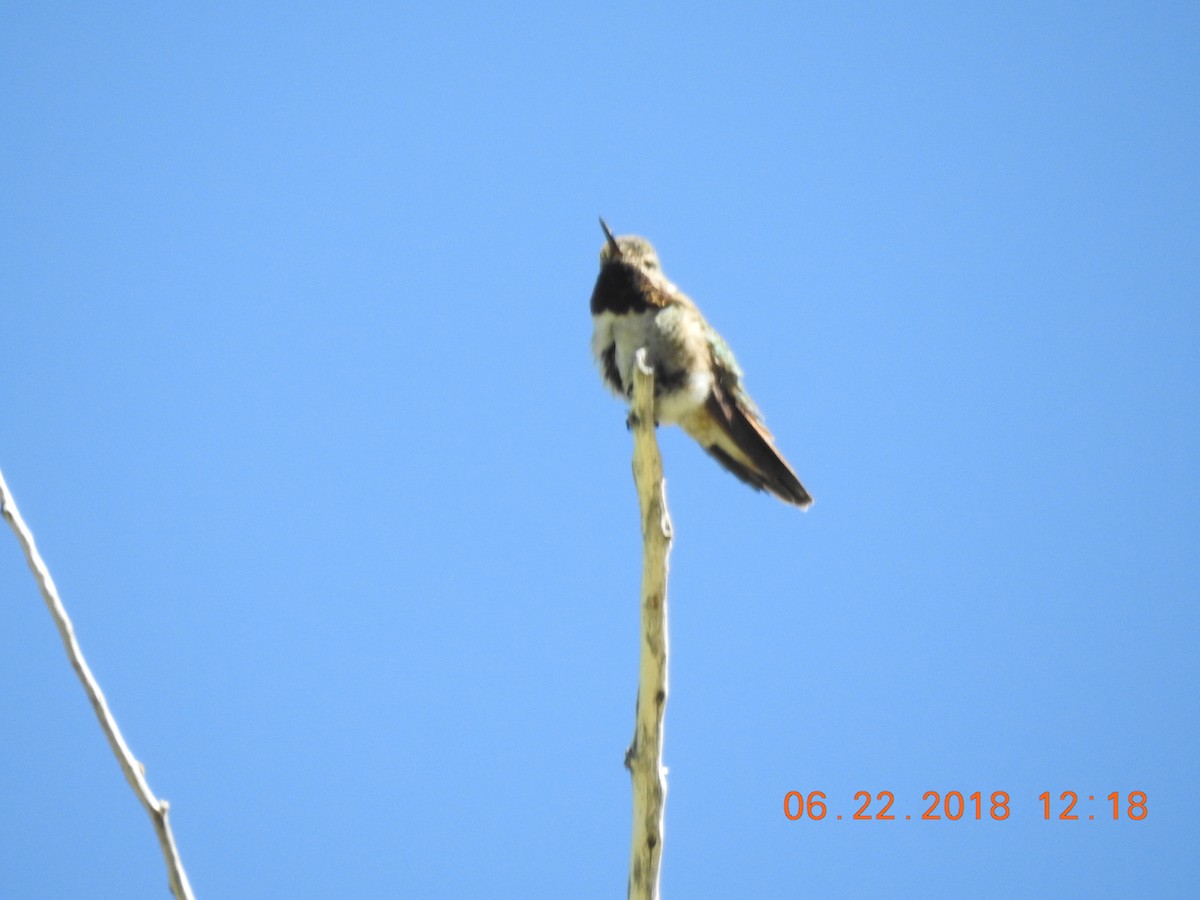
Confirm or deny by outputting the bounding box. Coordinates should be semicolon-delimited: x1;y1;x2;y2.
590;218;813;509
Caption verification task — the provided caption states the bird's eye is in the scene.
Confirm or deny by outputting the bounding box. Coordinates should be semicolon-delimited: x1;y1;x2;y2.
644;259;658;269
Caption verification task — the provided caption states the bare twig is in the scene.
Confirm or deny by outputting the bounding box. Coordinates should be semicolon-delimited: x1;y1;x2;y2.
0;468;195;900
625;349;673;900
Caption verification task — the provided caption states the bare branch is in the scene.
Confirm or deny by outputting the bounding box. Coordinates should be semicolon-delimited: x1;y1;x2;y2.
625;349;672;900
0;468;195;900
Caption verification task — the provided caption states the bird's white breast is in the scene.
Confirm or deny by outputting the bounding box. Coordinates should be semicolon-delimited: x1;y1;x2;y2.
591;305;712;425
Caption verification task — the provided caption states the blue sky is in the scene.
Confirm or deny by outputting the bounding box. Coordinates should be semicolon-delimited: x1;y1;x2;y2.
1;3;1196;897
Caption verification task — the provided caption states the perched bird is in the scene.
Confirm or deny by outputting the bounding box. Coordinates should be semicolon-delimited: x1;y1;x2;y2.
590;218;812;509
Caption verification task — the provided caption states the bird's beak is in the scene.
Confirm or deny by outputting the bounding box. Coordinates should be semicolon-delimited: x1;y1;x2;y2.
598;216;622;257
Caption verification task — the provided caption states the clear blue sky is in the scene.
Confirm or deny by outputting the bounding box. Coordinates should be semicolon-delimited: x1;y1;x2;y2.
2;3;1196;897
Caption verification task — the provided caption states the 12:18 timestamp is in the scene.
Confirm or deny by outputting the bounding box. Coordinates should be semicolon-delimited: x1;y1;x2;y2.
1040;791;1147;820
784;790;1148;822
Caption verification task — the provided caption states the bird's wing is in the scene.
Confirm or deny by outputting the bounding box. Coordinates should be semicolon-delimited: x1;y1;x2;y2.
690;336;813;508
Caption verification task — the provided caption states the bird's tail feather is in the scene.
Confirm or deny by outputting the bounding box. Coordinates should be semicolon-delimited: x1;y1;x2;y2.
682;392;812;509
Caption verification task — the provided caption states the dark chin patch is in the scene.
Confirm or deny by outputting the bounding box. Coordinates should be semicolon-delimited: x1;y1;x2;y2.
590;261;656;316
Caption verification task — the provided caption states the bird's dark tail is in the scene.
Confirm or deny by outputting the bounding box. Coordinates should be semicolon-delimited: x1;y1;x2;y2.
682;390;813;509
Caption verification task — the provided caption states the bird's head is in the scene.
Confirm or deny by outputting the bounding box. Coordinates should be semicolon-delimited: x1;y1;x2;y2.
598;217;663;276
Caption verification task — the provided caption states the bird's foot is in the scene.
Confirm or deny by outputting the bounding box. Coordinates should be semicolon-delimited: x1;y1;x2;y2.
625;412;659;430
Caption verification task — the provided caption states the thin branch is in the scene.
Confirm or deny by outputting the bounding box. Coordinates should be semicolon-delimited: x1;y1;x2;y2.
625;349;673;900
0;468;195;900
